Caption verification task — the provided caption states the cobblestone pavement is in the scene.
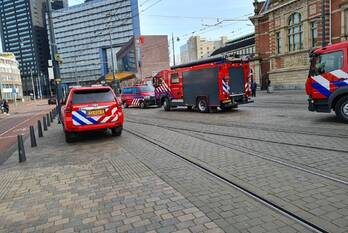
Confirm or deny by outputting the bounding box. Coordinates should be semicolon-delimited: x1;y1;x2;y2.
0;125;225;233
0;90;346;233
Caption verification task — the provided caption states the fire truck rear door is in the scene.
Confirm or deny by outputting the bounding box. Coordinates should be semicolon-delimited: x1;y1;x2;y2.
229;67;245;95
182;68;219;106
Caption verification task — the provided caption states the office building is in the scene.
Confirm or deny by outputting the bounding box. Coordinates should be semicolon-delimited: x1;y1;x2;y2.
0;0;65;96
49;0;140;84
0;53;23;100
180;36;228;64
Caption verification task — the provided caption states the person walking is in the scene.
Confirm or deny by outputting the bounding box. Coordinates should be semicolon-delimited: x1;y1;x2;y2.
251;80;257;97
267;78;271;93
3;99;9;114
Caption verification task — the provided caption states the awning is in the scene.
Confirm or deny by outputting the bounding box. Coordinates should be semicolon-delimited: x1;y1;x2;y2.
105;72;136;82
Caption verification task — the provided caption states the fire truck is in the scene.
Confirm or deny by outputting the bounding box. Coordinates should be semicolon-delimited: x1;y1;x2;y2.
306;41;348;123
153;56;252;113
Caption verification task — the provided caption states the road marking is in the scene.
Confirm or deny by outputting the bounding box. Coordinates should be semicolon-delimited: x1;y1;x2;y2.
0;109;50;137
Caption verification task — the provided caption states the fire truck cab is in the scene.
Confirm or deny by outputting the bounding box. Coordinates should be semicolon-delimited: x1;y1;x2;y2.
153;56;252;113
306;41;348;122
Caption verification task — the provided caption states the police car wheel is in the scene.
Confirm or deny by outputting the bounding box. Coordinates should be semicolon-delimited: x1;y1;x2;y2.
140;101;146;109
111;126;123;136
197;98;209;113
65;131;74;143
335;96;348;123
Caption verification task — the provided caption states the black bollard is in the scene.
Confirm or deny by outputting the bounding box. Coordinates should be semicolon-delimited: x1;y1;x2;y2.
50;111;53;122
18;134;26;163
37;120;43;137
43;116;48;131
29;126;37;147
46;113;51;127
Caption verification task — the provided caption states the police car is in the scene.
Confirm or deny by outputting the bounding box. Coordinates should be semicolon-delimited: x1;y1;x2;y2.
60;86;124;142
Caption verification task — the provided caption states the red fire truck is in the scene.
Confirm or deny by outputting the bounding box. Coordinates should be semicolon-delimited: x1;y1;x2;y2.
306;41;348;122
153;56;252;113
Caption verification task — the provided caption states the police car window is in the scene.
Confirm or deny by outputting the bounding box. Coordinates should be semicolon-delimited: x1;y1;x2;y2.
171;73;179;84
72;89;114;104
316;51;344;74
132;88;139;94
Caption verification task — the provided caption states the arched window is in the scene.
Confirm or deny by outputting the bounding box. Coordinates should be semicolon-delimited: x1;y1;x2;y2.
288;13;303;51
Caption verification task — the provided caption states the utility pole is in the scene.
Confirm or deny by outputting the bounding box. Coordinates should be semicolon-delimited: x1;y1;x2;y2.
47;0;62;121
172;33;176;66
30;68;36;100
38;74;42;99
105;13;118;94
321;0;326;47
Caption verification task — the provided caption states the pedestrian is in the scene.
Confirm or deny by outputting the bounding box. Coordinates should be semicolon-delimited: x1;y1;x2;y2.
251;80;257;97
267;78;271;93
3;99;9;114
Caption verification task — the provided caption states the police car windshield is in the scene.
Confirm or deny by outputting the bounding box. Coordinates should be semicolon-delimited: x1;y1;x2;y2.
72;89;114;104
140;86;154;93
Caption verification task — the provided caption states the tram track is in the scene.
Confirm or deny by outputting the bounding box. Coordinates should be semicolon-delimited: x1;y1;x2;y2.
126;117;348;154
126;113;348;139
127;120;348;185
125;127;329;233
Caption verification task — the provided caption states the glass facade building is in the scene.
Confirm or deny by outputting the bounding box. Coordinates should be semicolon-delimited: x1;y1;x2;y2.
49;0;140;84
0;0;58;95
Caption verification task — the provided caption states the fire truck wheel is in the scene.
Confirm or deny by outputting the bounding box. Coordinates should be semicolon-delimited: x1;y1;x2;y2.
163;98;171;111
197;98;209;113
140;101;146;109
335;95;348;123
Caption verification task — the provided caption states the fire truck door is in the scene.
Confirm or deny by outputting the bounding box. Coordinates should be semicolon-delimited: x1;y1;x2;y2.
170;73;183;99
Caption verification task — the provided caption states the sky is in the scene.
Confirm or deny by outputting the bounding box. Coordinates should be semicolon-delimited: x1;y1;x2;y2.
0;0;255;58
69;0;255;60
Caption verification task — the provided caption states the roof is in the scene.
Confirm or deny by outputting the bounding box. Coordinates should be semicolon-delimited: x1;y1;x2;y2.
70;86;111;91
211;34;255;56
314;41;348;54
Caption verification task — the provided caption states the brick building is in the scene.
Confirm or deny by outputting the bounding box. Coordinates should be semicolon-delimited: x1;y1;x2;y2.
137;35;170;78
251;0;348;89
116;35;170;80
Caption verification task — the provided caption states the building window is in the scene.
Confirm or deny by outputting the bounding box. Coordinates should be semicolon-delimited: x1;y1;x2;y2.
288;13;303;51
276;32;281;54
311;21;318;47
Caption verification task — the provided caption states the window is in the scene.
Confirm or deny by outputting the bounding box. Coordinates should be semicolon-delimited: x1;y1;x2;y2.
276;32;281;54
72;89;115;104
311;21;318;47
288;13;303;51
310;51;344;75
171;73;179;84
132;88;139;94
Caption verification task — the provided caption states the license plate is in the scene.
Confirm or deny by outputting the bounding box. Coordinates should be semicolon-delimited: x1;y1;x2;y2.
223;100;231;103
87;109;105;116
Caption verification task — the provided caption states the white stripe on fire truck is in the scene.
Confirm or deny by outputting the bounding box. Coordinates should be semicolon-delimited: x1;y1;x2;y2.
312;75;330;90
330;70;348;80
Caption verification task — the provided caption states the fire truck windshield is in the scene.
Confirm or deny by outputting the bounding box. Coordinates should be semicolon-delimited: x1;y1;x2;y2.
310;51;344;76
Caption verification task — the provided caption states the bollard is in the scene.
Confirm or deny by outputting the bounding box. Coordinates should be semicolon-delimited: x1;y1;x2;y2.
46;113;51;127
43;116;48;131
50;111;53;122
29;126;37;147
18;134;26;163
37;120;43;137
